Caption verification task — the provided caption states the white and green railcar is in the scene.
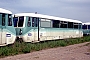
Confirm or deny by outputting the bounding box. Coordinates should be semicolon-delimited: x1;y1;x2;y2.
13;13;83;42
0;8;16;46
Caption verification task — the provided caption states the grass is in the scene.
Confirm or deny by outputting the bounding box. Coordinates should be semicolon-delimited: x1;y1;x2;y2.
0;36;90;58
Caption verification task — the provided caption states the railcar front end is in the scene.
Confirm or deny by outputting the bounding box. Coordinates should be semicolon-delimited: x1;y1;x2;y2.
0;8;16;46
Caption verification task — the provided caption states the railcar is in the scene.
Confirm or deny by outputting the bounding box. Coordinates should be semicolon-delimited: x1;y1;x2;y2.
13;13;83;42
0;8;16;46
82;22;90;35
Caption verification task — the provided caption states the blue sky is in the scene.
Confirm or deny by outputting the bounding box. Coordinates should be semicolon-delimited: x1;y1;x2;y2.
0;0;90;22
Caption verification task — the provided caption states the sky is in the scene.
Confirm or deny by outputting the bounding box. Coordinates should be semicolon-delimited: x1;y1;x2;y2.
0;0;90;23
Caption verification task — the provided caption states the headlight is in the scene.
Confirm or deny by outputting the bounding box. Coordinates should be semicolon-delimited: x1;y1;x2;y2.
19;29;22;35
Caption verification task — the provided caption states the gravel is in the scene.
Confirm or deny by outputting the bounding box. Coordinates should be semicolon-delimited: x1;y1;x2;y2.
0;42;90;60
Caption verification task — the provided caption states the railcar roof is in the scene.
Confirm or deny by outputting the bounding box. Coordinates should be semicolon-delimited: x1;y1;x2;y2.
14;13;82;23
0;8;12;14
82;22;90;25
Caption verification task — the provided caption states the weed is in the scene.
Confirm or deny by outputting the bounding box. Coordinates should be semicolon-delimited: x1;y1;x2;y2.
0;36;90;57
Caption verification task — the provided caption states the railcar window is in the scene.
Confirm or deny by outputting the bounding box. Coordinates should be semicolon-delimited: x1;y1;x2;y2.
18;16;24;27
2;14;5;26
68;22;73;28
13;17;18;27
8;14;12;26
32;17;39;27
35;18;39;27
35;18;38;27
74;25;78;29
60;21;67;28
82;25;87;29
41;19;51;27
74;23;78;29
79;23;82;29
88;25;90;29
32;17;35;27
52;20;60;28
27;17;31;27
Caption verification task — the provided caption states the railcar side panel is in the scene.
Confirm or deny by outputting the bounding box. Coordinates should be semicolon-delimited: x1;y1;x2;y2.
20;28;83;42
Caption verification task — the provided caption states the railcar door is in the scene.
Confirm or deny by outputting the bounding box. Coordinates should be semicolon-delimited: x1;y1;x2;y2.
0;13;6;44
32;17;40;42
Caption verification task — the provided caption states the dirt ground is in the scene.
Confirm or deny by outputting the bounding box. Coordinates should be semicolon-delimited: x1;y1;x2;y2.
0;42;90;60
